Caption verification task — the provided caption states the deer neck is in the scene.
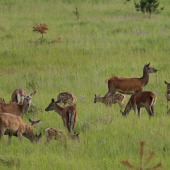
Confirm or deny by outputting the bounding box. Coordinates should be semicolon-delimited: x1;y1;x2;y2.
53;103;63;116
141;69;149;86
98;97;104;103
20;103;30;114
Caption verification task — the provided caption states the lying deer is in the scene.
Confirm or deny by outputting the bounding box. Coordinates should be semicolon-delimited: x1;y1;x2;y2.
0;113;41;145
11;88;36;104
94;93;125;109
105;63;157;95
45;99;77;133
45;127;79;143
0;91;36;117
57;92;77;106
165;81;170;110
120;91;157;117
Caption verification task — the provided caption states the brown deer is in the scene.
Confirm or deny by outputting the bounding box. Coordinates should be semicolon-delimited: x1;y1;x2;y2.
45;99;77;133
0;113;41;145
45;128;79;143
105;63;157;95
0;91;36;117
165;81;170;110
94;93;125;109
11;88;36;105
57;92;77;106
120;91;157;117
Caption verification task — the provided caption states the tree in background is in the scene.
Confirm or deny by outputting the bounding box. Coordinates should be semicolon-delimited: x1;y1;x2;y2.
134;0;164;16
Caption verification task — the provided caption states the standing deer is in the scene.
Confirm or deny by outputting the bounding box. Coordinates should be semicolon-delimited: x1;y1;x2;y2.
0;113;41;145
164;81;170;110
105;63;157;95
45;99;77;133
0;91;36;117
45;128;80;143
94;93;125;109
57;92;77;106
120;91;157;117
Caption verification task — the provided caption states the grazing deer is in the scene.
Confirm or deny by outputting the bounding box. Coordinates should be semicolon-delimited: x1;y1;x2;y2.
165;81;170;110
0;113;41;145
45;99;77;133
57;92;77;106
105;63;157;95
120;91;157;117
0;91;36;117
45;127;79;143
94;93;125;109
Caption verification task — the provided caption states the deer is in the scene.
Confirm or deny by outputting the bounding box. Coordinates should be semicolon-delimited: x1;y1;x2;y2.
11;88;36;105
45;127;80;143
105;63;157;96
0;113;41;145
164;81;170;110
0;91;36;117
57;92;77;106
94;93;125;110
120;91;157;117
45;99;77;133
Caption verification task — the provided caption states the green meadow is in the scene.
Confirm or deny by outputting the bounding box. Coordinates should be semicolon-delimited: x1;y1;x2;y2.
0;0;170;169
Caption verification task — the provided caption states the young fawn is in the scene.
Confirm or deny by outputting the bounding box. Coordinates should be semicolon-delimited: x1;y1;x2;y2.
120;91;157;117
0;113;41;145
45;127;80;143
57;92;77;106
94;93;125;109
45;99;77;133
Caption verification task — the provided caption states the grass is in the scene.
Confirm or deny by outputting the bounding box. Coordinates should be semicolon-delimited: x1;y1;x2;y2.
0;0;170;169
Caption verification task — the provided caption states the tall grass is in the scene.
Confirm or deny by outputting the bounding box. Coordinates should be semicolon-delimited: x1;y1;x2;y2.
0;0;170;169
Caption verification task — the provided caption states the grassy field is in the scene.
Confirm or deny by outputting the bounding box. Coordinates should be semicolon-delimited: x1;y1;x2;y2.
0;0;170;169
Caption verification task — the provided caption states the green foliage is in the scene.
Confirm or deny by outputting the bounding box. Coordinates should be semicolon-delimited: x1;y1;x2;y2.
134;0;164;15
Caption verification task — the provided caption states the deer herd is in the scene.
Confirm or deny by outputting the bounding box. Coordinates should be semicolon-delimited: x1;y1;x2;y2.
0;63;169;145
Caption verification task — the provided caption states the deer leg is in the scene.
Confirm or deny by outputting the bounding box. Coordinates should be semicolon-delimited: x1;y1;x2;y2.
137;107;141;118
8;135;12;145
145;105;152;117
151;105;155;116
0;128;6;141
117;101;123;110
134;104;137;115
17;131;23;144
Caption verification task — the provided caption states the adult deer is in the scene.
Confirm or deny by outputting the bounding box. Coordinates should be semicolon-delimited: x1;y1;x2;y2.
105;63;157;95
45;128;79;143
45;99;77;133
0;113;41;145
120;91;157;117
0;91;36;117
94;93;125;109
164;81;170;110
11;88;36;104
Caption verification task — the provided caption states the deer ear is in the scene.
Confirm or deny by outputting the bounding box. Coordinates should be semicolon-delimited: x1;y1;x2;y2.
30;91;36;97
36;120;41;123
29;119;32;123
165;81;168;84
146;63;150;67
3;98;5;102
76;133;80;136
52;98;55;103
74;131;76;135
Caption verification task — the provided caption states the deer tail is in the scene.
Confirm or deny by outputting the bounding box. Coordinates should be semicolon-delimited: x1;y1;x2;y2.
105;79;108;89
